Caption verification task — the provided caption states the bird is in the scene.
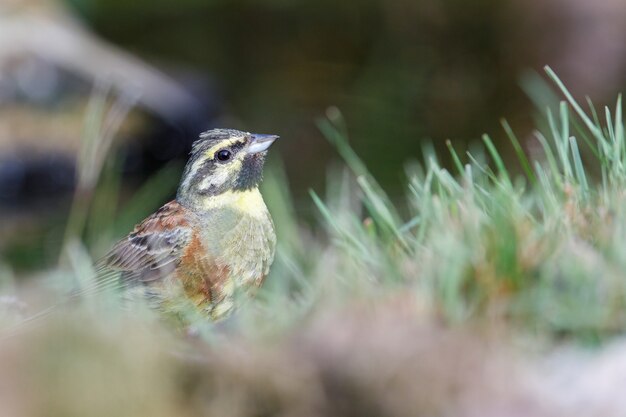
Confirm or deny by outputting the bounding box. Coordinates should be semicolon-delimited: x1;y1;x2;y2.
93;128;278;322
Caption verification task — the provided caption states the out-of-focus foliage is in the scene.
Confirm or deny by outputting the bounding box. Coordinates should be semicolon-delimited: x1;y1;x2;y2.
5;0;626;272
66;0;626;194
4;71;626;415
3;1;626;414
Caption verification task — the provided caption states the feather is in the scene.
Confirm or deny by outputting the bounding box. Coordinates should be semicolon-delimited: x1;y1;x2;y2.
75;200;193;298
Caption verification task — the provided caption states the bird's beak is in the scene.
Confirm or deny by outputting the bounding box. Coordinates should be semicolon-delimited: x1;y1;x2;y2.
248;133;279;154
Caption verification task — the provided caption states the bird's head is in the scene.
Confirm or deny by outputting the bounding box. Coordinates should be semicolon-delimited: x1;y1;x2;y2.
177;129;278;206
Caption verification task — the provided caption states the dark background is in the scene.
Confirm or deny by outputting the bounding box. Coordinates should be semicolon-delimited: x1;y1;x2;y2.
2;0;626;271
68;0;626;192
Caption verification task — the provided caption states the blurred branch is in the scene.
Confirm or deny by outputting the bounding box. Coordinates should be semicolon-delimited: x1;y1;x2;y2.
0;0;199;120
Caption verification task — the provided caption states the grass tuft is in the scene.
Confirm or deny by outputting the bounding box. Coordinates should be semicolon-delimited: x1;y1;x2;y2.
3;67;626;416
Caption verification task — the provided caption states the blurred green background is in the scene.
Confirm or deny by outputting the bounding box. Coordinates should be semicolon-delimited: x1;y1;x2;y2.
2;0;626;272
64;0;626;189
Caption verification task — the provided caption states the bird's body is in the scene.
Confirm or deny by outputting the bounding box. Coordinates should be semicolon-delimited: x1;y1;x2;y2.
97;129;278;321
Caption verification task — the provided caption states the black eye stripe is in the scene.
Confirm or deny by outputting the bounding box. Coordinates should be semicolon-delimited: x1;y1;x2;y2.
230;142;246;152
214;142;246;160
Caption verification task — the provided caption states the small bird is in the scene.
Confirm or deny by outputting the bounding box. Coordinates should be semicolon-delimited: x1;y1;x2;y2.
95;129;278;321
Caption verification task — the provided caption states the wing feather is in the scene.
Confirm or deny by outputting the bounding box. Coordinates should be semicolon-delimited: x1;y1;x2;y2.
81;201;194;296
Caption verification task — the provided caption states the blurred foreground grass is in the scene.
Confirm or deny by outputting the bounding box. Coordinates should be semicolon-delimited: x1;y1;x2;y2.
2;69;626;415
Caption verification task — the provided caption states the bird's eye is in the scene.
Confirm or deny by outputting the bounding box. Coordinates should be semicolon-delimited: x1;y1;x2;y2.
216;149;231;161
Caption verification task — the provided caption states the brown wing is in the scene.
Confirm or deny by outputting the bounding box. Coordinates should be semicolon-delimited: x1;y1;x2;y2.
90;201;194;293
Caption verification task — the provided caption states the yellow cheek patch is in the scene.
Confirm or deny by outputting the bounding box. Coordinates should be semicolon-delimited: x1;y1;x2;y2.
198;159;242;190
